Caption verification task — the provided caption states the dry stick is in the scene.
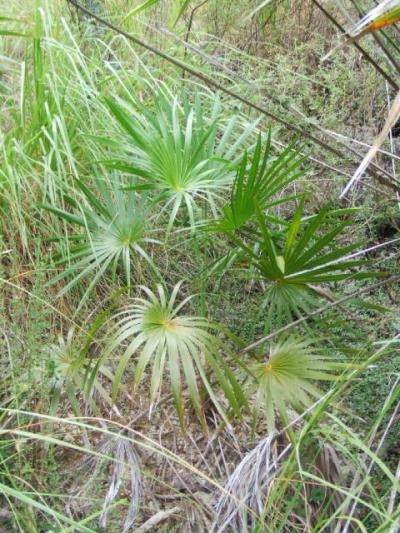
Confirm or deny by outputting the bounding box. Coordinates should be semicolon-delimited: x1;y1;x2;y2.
341;89;400;197
386;82;398;180
118;461;187;526
182;0;210;81
184;0;210;54
272;137;396;198
348;0;400;74
322;128;400;161
66;0;398;192
310;0;399;91
240;275;400;354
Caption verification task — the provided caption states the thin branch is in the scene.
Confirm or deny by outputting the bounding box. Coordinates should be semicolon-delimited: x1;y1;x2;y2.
66;0;399;193
240;275;400;354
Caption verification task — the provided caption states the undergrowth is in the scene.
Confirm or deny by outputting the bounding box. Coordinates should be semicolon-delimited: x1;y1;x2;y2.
0;0;399;531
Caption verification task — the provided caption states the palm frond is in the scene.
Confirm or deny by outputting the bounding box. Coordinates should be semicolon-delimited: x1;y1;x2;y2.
102;283;247;428
103;88;258;232
43;173;159;312
212;133;307;233
213;434;290;532
248;337;349;432
216;199;382;319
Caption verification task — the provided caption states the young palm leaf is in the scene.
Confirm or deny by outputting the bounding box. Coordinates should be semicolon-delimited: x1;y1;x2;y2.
212;133;308;233
102;88;258;232
43;173;159;313
47;328;113;418
248;337;349;432
102;283;247;428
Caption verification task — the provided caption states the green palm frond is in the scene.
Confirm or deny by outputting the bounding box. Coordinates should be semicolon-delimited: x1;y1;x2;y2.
43;173;159;313
47;328;112;417
217;199;383;320
248;338;350;432
212;133;308;233
102;87;258;232
102;283;247;428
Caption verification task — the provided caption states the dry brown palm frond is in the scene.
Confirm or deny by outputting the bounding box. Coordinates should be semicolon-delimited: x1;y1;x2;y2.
212;434;290;532
69;434;141;533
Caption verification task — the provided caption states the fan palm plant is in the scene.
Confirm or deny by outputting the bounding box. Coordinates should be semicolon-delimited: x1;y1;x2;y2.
272;207;377;315
211;137;383;320
47;327;113;417
43;172;159;313
245;201;379;315
212;133;308;233
247;337;349;433
100;283;247;428
101;87;258;232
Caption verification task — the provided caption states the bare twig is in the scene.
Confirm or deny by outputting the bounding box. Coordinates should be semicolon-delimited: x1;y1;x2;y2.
240;275;400;354
135;507;181;532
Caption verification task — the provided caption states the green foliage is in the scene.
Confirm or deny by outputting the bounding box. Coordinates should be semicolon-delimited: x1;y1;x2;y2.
348;353;400;459
247;337;349;432
212;133;308;232
1;0;399;530
102;87;257;232
213;160;383;318
47;327;114;417
123;0;192;23
101;283;247;428
43;172;159;313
